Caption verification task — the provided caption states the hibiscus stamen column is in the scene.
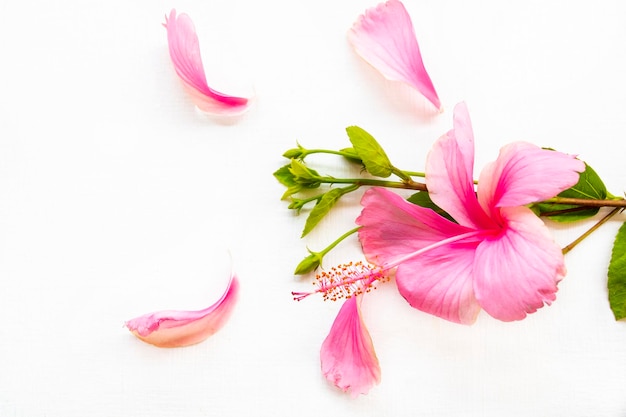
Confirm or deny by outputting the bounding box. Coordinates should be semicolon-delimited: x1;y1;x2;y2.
292;261;390;302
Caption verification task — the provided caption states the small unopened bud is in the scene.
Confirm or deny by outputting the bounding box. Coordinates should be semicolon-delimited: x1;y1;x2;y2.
294;251;323;275
288;198;308;211
282;148;305;159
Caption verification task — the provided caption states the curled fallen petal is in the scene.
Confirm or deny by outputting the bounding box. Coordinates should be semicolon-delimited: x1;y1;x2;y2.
348;0;441;110
320;296;381;397
163;9;251;116
125;274;239;348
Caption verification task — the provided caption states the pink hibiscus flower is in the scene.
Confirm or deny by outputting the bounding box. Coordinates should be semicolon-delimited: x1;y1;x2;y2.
356;102;585;324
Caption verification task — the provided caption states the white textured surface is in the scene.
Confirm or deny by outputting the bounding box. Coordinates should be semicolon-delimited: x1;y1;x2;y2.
0;0;625;416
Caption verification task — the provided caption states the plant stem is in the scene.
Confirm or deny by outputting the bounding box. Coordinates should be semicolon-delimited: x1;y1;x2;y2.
545;196;626;208
301;149;357;159
316;177;626;209
562;208;622;255
402;170;426;178
318;176;428;191
319;227;361;257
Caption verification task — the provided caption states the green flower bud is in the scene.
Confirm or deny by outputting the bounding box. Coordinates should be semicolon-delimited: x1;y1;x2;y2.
283;148;305;159
294;251;323;275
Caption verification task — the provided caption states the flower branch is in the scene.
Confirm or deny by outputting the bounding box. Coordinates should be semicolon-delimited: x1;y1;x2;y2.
543;196;626;208
274;0;626;397
562;208;623;255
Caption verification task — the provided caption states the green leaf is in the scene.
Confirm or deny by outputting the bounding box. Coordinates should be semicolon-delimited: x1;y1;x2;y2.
301;188;344;237
608;222;626;320
532;162;608;222
407;191;456;222
346;126;393;178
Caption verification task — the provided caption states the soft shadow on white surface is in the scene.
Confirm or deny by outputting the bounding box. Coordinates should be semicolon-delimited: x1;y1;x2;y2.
0;1;625;416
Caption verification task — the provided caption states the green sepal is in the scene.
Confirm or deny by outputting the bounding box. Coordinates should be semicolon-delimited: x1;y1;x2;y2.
287;159;321;189
273;164;296;187
608;221;626;320
288;195;322;213
346;126;393;178
301;188;344;237
274;165;303;199
293;249;323;275
532;162;608;222
407;191;456;223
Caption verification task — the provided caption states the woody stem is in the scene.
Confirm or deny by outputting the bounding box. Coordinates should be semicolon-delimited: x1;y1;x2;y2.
562;208;622;255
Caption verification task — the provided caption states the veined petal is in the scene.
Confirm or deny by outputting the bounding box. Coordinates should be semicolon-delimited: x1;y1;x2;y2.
320;296;381;397
348;0;440;110
164;10;250;116
125;274;239;348
358;187;482;323
477;142;585;212
396;244;481;324
426;102;494;229
473;207;565;321
357;187;474;268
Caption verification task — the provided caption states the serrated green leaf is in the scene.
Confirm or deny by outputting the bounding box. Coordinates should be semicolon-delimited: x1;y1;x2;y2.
301;188;344;237
608;222;626;320
346;126;393;178
407;191;456;222
533;162;607;222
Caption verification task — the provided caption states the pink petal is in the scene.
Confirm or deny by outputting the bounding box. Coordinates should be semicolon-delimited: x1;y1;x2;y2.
473;207;565;321
320;296;381;397
477;142;585;212
425;102;494;229
358;187;481;324
125;274;239;347
348;0;441;110
164;9;250;116
395;247;481;325
357;187;474;266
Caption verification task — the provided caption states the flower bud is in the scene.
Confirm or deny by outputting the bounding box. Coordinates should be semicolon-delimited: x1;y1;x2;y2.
294;252;322;275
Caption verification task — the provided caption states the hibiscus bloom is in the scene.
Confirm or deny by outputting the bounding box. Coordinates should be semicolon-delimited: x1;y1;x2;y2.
356;102;585;324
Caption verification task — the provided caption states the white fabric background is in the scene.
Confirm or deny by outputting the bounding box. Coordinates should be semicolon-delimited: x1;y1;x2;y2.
1;0;625;416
